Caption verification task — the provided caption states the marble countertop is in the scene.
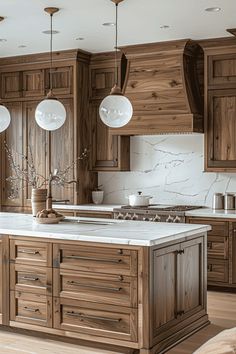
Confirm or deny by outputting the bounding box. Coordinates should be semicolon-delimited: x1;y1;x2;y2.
0;212;210;246
52;204;122;212
186;208;236;219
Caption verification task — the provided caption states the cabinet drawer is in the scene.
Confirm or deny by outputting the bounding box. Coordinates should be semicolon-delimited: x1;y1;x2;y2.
10;264;52;295
53;244;137;276
54;297;138;342
53;269;137;308
10;291;52;328
207;258;229;283
207;235;228;259
10;240;52;267
188;218;228;236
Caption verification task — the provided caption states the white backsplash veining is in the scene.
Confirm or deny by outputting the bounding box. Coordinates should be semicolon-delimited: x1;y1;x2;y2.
98;134;236;207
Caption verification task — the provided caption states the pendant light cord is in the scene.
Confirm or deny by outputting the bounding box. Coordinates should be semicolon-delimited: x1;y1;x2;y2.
115;3;118;86
50;13;53;92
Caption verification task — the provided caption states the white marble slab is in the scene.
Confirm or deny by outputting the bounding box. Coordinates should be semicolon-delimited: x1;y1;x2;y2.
186;208;236;219
52;204;122;212
0;212;210;246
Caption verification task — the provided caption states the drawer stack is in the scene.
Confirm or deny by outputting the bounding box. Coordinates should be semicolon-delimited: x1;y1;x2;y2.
53;244;138;342
10;240;53;327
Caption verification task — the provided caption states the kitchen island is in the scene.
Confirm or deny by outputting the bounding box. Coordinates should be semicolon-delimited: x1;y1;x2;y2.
0;213;210;354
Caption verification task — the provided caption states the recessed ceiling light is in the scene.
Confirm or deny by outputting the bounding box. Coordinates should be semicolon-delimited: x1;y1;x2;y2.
0;38;7;42
205;7;221;12
160;25;170;29
103;22;116;27
76;37;84;41
18;45;27;48
42;30;60;35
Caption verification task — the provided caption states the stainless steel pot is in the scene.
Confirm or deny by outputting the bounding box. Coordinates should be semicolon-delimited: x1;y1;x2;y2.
128;191;152;207
224;193;235;210
212;193;224;210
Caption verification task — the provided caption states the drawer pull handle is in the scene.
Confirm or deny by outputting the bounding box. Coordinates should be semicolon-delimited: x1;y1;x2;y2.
208;264;213;272
175;310;185;317
65;311;121;323
67;280;122;292
64;255;122;263
20;250;40;255
207;242;212;249
24;307;40;313
20;276;39;281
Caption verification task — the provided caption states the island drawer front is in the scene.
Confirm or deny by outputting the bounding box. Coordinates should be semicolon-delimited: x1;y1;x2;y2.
53;269;137;308
53;297;138;342
53;244;138;276
187;218;228;236
207;236;228;259
10;291;52;328
10;264;52;296
207;258;229;283
10;240;52;267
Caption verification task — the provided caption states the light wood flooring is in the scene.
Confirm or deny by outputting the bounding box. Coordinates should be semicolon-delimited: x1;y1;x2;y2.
0;291;235;354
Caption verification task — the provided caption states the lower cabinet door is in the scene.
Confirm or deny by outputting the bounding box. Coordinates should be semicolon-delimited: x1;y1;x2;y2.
10;291;52;327
53;297;138;342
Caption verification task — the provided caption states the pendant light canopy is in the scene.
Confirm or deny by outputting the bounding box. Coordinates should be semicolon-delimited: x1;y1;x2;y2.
99;0;133;128
35;7;66;131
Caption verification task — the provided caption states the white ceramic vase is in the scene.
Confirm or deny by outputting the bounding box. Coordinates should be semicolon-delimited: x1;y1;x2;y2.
92;191;104;204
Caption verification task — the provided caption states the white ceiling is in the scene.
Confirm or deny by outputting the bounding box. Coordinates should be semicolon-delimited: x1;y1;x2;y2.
0;0;235;57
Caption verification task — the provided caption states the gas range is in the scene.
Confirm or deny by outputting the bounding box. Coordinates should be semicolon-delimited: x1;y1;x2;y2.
113;205;202;223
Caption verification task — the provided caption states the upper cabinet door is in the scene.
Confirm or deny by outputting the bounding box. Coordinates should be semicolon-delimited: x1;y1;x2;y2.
23;101;48;207
206;89;236;171
1;72;21;99
22;70;44;97
90;67;116;100
49;99;75;204
45;67;73;95
208;54;236;88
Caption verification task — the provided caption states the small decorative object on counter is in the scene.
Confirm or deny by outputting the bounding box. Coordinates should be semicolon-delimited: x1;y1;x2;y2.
31;189;47;217
224;193;235;210
92;185;104;204
212;193;224;210
128;191;152;207
35;209;64;224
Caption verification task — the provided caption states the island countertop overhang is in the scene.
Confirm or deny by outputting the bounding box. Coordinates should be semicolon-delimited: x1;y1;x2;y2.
0;212;211;246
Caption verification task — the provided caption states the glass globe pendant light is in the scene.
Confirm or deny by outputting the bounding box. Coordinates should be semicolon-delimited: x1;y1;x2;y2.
35;7;66;131
99;0;133;128
0;104;11;133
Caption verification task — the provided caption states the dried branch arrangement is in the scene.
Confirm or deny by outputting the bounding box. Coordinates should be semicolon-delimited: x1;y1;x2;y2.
4;141;88;200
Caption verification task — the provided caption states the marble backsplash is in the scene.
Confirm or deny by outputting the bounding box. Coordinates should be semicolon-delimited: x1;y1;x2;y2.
98;134;236;207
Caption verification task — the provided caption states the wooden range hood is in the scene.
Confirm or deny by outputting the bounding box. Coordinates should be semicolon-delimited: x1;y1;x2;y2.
109;39;204;135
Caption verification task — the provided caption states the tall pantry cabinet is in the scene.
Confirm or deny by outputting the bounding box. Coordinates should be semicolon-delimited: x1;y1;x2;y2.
0;50;97;212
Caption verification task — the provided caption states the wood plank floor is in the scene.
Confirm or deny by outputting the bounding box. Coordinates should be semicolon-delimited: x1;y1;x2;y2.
0;291;235;354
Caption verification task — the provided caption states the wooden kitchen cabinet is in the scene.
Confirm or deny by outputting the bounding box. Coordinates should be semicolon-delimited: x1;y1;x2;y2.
0;50;97;212
152;237;205;345
202;39;236;171
90;101;130;171
0;232;207;353
89;52;130;172
186;216;236;289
